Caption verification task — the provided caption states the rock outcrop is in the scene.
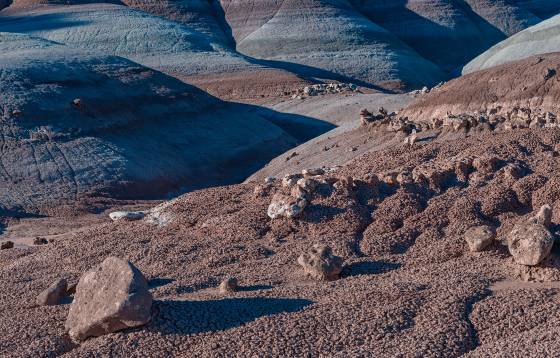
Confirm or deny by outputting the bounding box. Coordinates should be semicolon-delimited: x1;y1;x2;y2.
65;257;152;342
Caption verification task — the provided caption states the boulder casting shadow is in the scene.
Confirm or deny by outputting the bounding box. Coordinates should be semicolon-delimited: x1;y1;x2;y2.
152;297;313;335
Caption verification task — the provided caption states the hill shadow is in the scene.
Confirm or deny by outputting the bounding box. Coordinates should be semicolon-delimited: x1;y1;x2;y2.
151;297;313;335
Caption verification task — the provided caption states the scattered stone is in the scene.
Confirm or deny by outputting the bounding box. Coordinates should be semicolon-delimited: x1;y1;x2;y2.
219;277;239;293
404;129;418;146
109;211;146;222
264;176;276;184
36;278;68;306
285;152;298;161
297;178;318;192
1;241;14;250
421;86;430;94
267;194;307;219
464;225;496;252
544;68;556;80
297;244;343;281
302;168;324;177
12;109;22;116
33;237;48;245
65;257;153;342
72;98;83;108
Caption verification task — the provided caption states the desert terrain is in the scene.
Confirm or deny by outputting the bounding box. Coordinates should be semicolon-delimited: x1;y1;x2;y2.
3;1;560;357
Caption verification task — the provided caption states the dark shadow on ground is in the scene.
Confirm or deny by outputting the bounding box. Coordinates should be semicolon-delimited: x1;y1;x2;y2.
342;260;401;277
148;278;175;290
152;297;313;335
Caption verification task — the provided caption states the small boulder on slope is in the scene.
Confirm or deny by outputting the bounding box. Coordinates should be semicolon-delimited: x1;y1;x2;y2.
65;257;153;342
297;244;343;281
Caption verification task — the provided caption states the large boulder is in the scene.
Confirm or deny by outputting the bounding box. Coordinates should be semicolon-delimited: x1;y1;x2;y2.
65;257;152;342
507;206;555;266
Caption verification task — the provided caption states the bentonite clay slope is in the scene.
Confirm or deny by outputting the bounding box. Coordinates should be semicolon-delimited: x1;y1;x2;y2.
464;13;560;74
0;4;308;100
401;52;560;123
217;0;447;90
3;127;560;356
0;32;334;214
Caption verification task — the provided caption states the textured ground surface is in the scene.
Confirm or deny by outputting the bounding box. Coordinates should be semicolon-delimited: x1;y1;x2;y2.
3;127;560;356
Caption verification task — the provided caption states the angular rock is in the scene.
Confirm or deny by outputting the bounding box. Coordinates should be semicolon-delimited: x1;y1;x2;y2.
219;277;239;294
65;257;153;342
464;225;496;252
109;211;146;222
267;194;307;219
297;244;343;281
36;278;68;306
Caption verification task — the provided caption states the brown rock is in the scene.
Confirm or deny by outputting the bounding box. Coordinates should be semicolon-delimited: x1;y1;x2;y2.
297;244;343;281
36;278;67;306
1;241;14;250
33;237;48;245
464;225;496;252
65;257;153;342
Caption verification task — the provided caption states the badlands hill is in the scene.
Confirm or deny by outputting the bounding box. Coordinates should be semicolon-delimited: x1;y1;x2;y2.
0;32;334;215
2;0;558;92
464;13;560;74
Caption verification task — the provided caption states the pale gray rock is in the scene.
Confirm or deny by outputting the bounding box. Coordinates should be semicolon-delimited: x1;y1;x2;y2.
267;194;307;219
109;211;146;222
507;208;555;267
65;257;153;342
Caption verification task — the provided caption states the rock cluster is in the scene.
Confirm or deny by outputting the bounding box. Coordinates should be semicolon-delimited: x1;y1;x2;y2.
297;244;344;281
423;107;559;132
65;257;152;342
291;83;358;99
360;107;418;134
